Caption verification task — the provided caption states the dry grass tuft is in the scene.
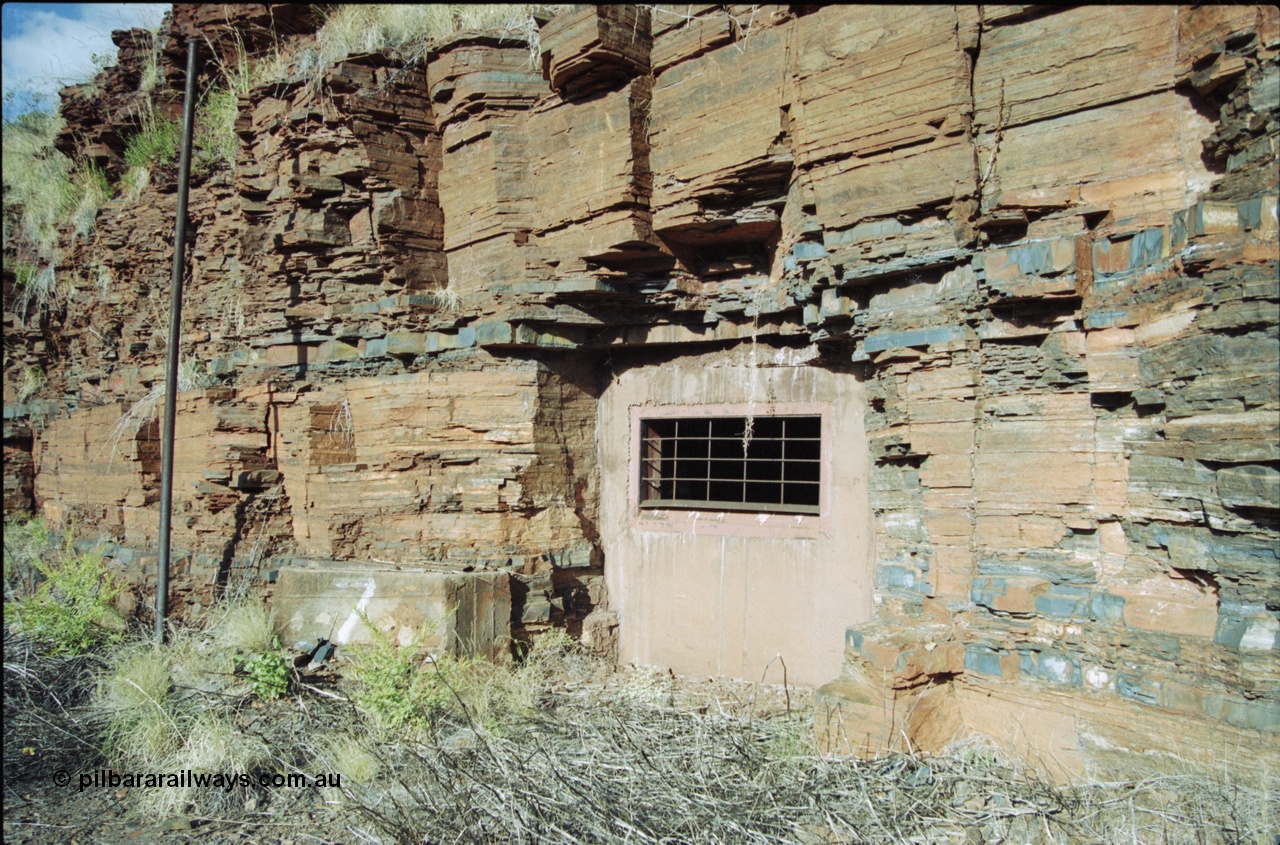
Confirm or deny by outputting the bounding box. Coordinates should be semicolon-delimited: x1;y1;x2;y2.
98;646;181;766
15;365;46;404
2;111;72;257
102;358;214;464
136;711;271;818
321;734;381;786
253;4;564;93
14;262;60;323
4;110;109;326
208;601;278;655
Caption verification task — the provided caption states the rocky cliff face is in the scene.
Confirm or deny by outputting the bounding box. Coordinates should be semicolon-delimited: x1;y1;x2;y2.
4;4;1277;773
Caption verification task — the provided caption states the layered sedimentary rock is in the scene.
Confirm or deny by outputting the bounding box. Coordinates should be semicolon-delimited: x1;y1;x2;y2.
4;4;1277;773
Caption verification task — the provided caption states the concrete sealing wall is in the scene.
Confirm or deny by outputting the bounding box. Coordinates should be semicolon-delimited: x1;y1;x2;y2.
273;564;511;661
598;345;874;687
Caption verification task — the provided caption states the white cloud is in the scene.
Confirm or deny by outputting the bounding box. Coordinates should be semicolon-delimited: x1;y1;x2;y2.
2;4;170;115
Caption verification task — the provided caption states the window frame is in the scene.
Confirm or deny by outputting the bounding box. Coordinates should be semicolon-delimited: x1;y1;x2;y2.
628;402;830;539
638;415;822;515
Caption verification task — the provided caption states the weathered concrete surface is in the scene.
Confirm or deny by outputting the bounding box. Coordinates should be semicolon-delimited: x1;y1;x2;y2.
273;564;511;661
598;345;875;688
4;3;1277;775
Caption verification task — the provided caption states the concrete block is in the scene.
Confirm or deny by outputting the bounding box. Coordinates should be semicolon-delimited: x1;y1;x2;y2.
273;565;511;661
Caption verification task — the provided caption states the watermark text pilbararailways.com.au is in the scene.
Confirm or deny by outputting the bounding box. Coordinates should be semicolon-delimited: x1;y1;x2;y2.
54;769;342;792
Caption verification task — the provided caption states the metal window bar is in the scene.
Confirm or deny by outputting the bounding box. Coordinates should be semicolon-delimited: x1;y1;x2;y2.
639;416;821;514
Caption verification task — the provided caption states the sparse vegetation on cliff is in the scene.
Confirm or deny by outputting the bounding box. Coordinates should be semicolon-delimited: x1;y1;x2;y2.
2;109;110;321
2;109;73;256
122;113;180;170
302;4;558;74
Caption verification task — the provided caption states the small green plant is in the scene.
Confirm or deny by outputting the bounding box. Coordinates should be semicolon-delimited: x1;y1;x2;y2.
6;536;125;656
193;85;241;174
346;609;469;734
11;261;39;287
16;365;46;403
3;516;52;601
123;116;180;169
244;650;289;700
68;159;111;238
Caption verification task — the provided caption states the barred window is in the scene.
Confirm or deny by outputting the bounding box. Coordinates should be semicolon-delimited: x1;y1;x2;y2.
638;415;821;514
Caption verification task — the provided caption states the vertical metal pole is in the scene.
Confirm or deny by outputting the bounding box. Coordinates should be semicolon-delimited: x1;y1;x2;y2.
156;39;200;644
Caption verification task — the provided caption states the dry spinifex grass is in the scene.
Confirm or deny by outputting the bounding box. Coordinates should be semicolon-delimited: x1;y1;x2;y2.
323;653;1277;845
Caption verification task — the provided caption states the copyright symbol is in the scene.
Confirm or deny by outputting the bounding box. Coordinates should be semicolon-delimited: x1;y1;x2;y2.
53;770;70;787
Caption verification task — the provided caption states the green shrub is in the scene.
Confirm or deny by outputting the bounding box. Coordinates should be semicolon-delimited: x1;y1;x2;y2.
345;610;471;734
123;118;180;169
3;516;52;601
12;261;39;287
6;536;125;656
68;159;111;237
193;86;241;174
16;365;46;403
244;650;289;700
